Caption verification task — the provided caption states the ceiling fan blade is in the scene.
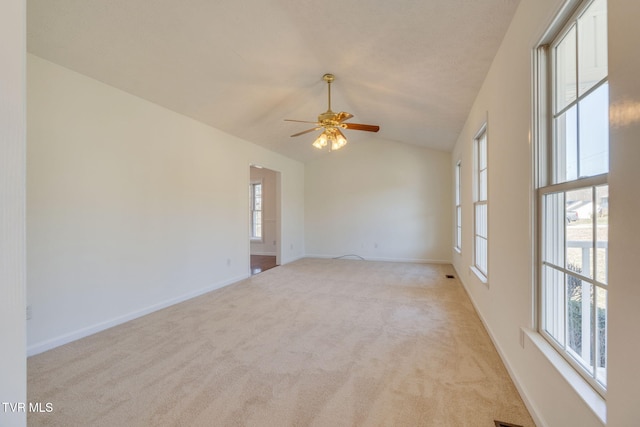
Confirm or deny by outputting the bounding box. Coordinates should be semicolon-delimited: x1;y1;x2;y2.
284;119;321;124
290;127;322;137
343;123;380;132
335;112;353;122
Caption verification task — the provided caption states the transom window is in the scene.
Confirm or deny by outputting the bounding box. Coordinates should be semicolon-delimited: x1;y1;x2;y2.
536;0;608;395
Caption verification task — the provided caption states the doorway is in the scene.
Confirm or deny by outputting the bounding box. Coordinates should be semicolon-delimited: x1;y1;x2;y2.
249;165;280;275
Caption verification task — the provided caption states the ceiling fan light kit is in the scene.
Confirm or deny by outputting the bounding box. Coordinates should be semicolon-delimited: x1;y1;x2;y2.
285;73;379;152
312;127;347;151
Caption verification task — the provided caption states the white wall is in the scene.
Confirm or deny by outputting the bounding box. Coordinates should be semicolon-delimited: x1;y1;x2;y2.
305;137;451;263
0;1;27;426
250;166;278;257
452;0;640;425
27;55;305;354
606;0;640;425
24;2;640;424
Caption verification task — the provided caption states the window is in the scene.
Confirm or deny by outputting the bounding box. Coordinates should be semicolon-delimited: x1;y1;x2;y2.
455;161;462;252
473;127;488;280
250;182;263;240
536;0;608;395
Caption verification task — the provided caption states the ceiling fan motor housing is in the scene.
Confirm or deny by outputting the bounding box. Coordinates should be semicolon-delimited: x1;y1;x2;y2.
318;110;339;126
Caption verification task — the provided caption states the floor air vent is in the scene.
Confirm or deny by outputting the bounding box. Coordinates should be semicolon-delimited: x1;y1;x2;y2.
494;421;523;427
445;274;455;279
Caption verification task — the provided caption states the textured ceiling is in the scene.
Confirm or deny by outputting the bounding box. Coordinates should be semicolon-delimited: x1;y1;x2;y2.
27;0;520;162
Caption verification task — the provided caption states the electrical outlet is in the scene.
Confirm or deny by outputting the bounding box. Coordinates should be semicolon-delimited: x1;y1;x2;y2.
26;305;32;320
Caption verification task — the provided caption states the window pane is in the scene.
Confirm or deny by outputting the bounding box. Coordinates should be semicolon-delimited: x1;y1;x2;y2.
542;192;565;267
252;212;256;236
567;276;594;370
555;25;577;112
475;202;488;275
479;169;487;201
252;211;262;238
543;265;565;345
479;133;487;170
475;236;487;274
596;286;607;386
578;83;609;177
596;185;609;284
475;203;487;238
456;206;462;247
254;184;262;210
455;163;461;204
554;105;578;182
566;188;594;278
578;0;608;96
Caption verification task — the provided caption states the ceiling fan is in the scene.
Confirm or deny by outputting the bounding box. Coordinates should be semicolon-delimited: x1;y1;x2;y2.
285;73;379;151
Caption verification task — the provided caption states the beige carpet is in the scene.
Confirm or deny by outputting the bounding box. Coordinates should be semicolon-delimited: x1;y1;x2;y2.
28;258;535;426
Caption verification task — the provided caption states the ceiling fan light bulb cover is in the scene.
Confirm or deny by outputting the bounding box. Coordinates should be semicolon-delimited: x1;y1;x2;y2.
332;132;347;150
312;132;328;149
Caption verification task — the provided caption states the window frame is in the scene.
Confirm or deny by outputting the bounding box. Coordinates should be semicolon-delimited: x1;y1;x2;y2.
455;160;462;253
250;180;263;242
535;0;608;397
473;124;488;282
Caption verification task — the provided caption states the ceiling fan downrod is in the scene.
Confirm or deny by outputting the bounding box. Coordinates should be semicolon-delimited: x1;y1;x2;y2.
323;73;334;114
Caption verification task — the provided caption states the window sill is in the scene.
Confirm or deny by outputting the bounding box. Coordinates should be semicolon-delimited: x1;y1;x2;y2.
522;328;606;425
469;265;488;286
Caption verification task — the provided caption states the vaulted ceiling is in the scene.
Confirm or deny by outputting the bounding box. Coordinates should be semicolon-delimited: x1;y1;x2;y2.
27;0;520;162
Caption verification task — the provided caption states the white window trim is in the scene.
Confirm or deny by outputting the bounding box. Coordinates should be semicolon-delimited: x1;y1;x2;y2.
534;0;608;401
250;180;263;242
537;178;608;396
473;124;488;283
454;160;462;254
523;328;606;424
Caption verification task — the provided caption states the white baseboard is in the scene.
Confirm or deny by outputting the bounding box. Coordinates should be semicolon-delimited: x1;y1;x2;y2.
280;254;306;265
452;264;546;427
305;253;451;264
27;273;249;357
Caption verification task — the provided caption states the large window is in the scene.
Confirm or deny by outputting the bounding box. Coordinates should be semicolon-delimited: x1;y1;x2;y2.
474;127;488;280
250;182;263;240
455;161;462;252
537;0;608;395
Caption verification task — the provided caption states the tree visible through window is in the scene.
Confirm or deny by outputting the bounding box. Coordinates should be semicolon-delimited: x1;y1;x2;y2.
537;0;608;395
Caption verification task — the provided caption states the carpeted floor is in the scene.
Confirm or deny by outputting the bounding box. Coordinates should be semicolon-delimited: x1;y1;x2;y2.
27;258;535;426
